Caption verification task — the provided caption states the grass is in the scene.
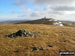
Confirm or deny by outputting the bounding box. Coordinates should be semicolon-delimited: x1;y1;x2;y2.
0;24;75;56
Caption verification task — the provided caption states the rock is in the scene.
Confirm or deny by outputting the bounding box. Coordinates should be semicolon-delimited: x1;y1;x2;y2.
39;47;44;50
48;45;53;47
32;47;37;51
14;50;19;53
6;29;40;38
31;46;44;51
7;33;16;38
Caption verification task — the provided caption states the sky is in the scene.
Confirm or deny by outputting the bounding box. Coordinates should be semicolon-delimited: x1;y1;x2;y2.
0;0;75;21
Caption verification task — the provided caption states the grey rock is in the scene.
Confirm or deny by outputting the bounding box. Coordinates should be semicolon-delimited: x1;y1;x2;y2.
6;29;39;38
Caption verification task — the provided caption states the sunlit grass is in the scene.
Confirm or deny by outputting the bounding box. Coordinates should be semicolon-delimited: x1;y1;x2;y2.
0;24;75;56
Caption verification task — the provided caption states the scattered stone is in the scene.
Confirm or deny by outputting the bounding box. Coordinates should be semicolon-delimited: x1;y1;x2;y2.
14;50;19;53
32;47;37;51
6;29;40;38
61;40;68;42
39;47;44;50
48;45;53;47
63;40;67;42
31;46;45;51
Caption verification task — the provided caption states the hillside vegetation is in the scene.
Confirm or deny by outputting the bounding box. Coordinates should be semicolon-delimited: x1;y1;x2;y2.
0;24;75;56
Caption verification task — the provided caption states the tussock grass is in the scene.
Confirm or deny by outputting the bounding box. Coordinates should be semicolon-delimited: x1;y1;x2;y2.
0;24;75;56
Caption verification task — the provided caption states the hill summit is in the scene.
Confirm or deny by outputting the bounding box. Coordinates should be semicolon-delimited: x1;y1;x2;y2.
19;17;64;26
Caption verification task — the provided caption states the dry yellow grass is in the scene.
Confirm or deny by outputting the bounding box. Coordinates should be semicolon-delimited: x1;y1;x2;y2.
0;24;75;56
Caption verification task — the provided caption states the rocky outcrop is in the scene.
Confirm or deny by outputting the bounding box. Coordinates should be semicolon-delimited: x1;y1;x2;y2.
6;29;39;38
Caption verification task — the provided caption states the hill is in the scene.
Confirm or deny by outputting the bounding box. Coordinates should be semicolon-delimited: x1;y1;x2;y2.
0;24;75;56
17;17;75;27
18;18;63;25
0;20;29;24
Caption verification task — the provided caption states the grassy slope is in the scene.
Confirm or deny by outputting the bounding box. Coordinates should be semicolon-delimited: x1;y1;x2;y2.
0;24;75;56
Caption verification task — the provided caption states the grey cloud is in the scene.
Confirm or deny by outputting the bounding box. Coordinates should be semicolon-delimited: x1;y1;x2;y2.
30;10;63;17
32;0;75;5
52;6;75;11
31;12;41;17
13;0;29;8
14;0;75;7
48;11;64;15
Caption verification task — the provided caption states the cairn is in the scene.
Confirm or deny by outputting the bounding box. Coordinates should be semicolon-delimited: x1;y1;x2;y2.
6;29;39;38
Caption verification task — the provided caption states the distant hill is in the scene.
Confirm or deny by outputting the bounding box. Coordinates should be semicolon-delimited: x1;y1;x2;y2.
20;18;55;24
18;18;63;26
18;17;75;27
63;21;75;24
0;20;29;24
1;18;75;27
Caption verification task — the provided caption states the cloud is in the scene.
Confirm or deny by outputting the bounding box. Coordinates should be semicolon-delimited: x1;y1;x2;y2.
14;0;75;7
30;11;41;17
13;0;75;12
32;0;75;6
10;11;26;14
13;0;29;8
52;6;75;11
12;0;75;21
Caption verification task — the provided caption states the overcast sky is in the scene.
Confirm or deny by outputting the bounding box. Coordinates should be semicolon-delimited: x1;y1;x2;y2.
0;0;75;21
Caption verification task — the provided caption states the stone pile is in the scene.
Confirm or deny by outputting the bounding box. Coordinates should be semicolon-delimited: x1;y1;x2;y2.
6;29;39;38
